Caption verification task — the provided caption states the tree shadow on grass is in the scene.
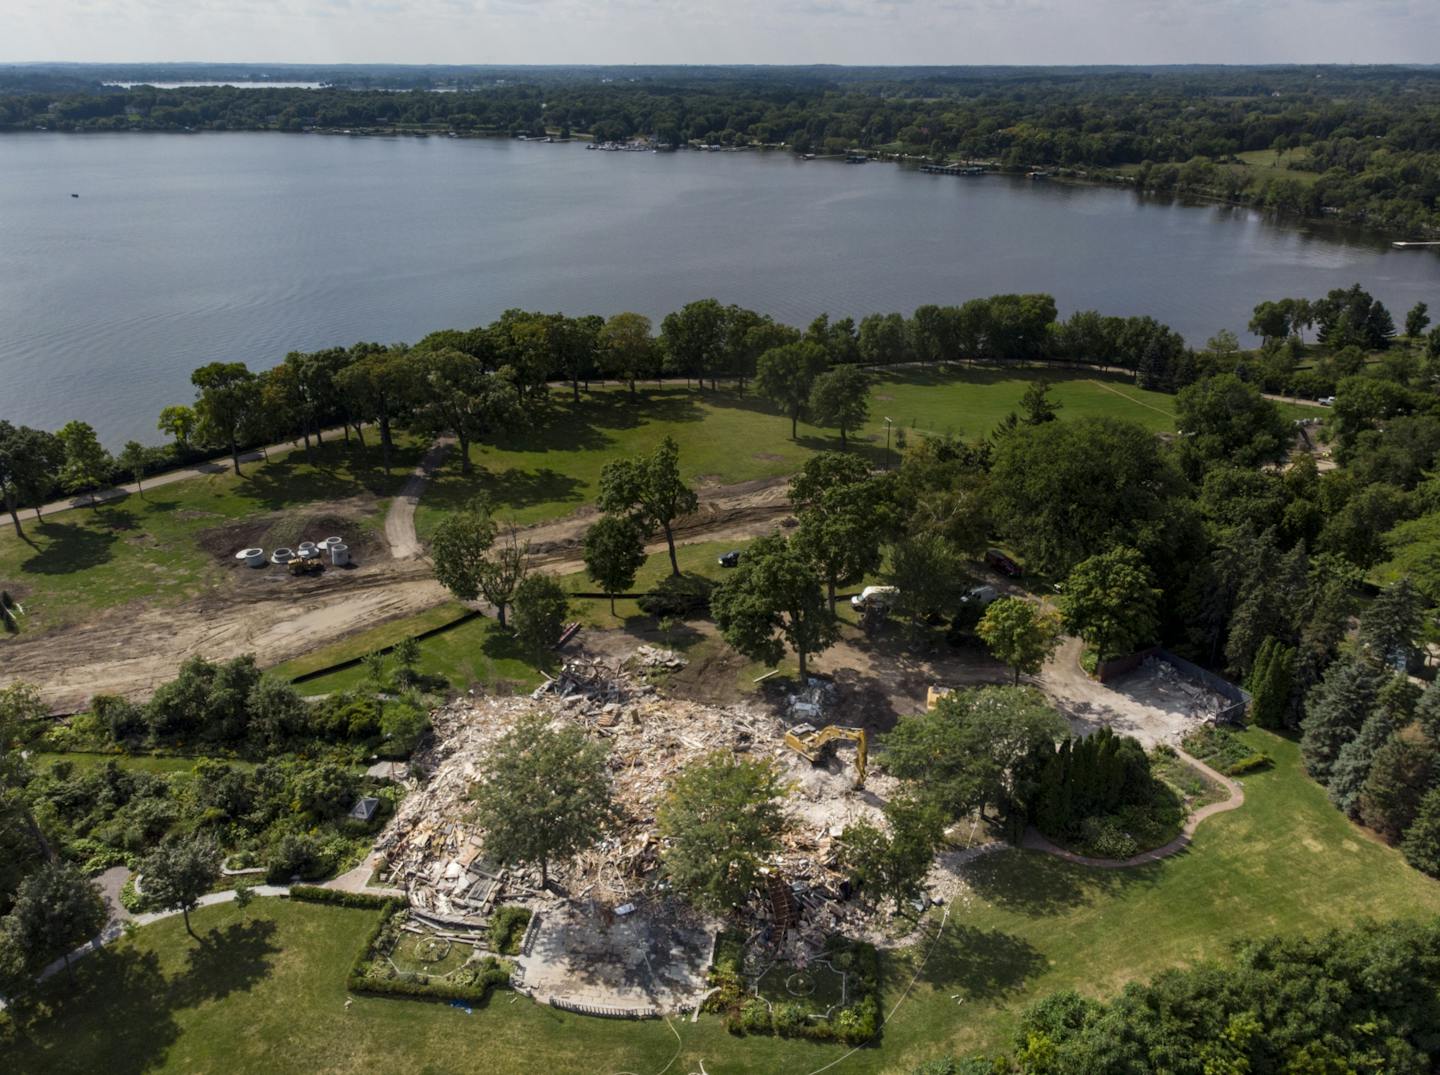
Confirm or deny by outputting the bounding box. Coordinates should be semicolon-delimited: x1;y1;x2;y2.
11;948;180;1075
498;390;707;455
167;918;281;1008
22;521;118;575
917;921;1049;1001
964;847;1166;919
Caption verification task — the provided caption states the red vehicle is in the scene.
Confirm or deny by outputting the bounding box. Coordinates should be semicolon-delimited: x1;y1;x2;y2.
985;548;1023;577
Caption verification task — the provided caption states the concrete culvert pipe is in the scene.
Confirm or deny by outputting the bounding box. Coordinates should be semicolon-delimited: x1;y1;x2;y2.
271;547;295;565
319;535;343;550
234;548;266;568
330;543;350;566
298;541;317;553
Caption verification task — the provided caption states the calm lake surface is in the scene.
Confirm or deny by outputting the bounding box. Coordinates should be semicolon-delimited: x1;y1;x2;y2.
4;131;1440;446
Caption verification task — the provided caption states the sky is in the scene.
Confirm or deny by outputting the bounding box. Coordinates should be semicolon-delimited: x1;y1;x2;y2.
2;0;1438;67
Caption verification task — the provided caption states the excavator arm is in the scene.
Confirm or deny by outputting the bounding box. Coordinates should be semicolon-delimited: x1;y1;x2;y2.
783;724;867;788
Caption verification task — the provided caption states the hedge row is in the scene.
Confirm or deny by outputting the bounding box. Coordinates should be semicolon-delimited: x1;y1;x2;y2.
347;964;510;1004
343;900;512;1005
287;885;402;911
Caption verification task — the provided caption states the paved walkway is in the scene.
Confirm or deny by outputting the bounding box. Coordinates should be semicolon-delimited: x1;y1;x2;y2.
1021;749;1245;869
19;862;403;999
22;425;355;521
383;436;452;560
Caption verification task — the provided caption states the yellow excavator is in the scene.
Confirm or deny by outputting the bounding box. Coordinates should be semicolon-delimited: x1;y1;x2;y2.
783;723;867;788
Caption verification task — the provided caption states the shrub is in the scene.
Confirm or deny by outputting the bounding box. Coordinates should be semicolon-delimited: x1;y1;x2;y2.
489;905;532;956
637;573;716;618
773;1001;809;1035
834;993;879;1044
1079;816;1139;860
265;832;333;883
1225;753;1274;776
736;997;772;1035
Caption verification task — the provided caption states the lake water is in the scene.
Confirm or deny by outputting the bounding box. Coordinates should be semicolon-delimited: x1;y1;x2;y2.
4;131;1440;447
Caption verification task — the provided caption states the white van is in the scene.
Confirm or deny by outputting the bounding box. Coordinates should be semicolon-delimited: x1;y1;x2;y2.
850;585;899;611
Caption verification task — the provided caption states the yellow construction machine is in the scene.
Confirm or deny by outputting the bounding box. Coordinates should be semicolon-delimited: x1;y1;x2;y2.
783;723;867;788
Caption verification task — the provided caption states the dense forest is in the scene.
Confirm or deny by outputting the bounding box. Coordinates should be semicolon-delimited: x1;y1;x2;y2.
4;64;1440;235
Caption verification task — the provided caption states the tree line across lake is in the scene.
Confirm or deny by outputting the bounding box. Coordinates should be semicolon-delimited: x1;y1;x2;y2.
7;282;1425;535
5;65;1440;236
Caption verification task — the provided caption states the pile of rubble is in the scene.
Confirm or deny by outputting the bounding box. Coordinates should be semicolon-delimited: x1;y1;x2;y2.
376;653;893;952
1140;656;1228;721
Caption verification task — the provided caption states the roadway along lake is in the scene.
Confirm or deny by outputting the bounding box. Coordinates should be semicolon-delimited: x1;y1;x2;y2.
4;131;1440;445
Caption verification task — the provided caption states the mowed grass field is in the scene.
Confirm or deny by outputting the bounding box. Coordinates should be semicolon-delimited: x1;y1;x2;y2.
412;366;1197;537
9;730;1438;1075
0;437;422;637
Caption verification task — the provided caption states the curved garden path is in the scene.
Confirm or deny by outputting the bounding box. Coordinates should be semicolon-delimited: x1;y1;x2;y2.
384;435;453;560
1020;749;1245;869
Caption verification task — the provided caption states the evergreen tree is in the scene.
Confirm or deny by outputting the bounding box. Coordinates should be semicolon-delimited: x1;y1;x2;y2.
1359;576;1422;670
1327;706;1399;816
1300;652;1385;783
1416;682;1440;741
1402;785;1440;878
1245;636;1295;730
1357;734;1437;842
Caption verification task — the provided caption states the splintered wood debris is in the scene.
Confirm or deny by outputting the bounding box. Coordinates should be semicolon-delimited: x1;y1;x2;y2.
376;650;896;952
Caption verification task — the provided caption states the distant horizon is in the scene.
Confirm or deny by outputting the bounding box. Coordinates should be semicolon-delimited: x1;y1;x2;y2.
8;61;1440;70
6;0;1436;68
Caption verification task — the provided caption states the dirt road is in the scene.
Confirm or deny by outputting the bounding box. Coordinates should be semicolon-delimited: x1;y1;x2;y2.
2;475;797;711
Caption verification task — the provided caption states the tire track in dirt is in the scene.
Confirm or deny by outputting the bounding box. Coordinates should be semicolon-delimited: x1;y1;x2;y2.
1;476;797;711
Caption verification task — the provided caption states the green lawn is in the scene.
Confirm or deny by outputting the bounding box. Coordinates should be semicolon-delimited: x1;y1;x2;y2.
11;729;1438;1074
276;609;550;697
1227;147;1320;187
0;437;423;636
413;367;1191;538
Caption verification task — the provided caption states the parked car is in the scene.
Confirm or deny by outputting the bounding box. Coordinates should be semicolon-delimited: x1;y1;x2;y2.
1319;396;1336;406
985;548;1023;577
850;585;899;611
959;584;1000;610
718;550;741;568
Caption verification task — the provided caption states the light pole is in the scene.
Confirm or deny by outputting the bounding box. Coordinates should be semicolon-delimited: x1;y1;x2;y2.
883;417;893;469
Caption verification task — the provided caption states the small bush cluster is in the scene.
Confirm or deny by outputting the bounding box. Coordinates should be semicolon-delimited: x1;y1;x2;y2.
488;905;532;956
1183;726;1273;776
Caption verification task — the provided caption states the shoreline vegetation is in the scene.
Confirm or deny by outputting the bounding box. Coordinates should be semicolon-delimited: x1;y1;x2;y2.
5;64;1440;241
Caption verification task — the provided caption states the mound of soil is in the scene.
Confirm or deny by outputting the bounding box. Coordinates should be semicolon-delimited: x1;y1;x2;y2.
199;500;384;573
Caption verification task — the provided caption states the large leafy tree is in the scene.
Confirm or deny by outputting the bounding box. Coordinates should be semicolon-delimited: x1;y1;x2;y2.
582;514;647;615
1174;373;1290;470
597;435;697;577
1059;545;1160;660
0;422;63;537
413;348;521;476
138;835;221;939
657;753;787;913
978;597;1063;684
807;365;871;450
789;452;891;613
470;713;616;888
1;861;107;978
838;794;946;911
884;687;1066;821
429;500;498;604
56;420;111;506
755;341;828;439
336;343;413;472
597;312;657;398
710;533;839;678
191;361;260;476
990;417;1190;577
660;299;728;388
